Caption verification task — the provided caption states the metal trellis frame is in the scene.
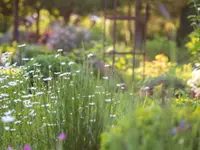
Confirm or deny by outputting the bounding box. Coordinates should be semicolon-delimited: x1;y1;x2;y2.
103;0;149;81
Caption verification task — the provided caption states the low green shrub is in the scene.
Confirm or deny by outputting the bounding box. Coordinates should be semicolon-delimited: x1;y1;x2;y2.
186;29;200;64
24;54;77;78
144;75;186;94
101;104;200;150
13;44;55;65
0;43;56;66
146;36;190;64
146;36;176;61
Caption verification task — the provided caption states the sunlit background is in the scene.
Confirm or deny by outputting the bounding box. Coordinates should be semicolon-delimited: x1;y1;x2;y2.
0;0;200;150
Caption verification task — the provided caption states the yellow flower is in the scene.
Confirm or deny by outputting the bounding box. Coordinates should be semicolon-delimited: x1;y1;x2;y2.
0;67;21;75
191;37;199;44
119;57;126;65
165;22;175;31
115;62;121;69
185;42;194;49
121;66;126;70
155;54;162;60
12;41;18;47
143;54;175;77
126;54;132;59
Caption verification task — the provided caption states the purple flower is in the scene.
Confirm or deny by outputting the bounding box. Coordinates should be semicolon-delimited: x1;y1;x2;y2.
24;145;31;150
171;128;177;135
58;133;67;140
179;118;184;128
8;146;12;150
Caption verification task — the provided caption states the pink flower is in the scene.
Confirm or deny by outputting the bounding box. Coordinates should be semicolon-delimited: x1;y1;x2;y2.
58;133;67;140
24;145;31;150
8;146;12;150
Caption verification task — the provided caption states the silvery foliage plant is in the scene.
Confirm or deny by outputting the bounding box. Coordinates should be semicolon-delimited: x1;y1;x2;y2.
47;23;91;52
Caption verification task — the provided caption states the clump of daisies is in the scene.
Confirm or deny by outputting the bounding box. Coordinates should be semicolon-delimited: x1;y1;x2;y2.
187;66;200;98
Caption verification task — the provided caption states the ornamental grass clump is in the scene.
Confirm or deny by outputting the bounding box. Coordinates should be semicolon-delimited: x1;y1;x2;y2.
0;49;130;150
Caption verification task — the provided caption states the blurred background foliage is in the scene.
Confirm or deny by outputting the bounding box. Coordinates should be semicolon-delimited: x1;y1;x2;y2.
0;0;199;86
1;0;200;150
0;0;200;87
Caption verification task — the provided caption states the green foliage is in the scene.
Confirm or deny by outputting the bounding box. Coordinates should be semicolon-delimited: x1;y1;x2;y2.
25;54;76;78
0;55;128;149
90;26;104;42
101;104;200;150
0;43;55;66
146;36;190;63
0;42;17;64
147;36;174;61
21;44;54;58
186;0;200;63
13;44;55;65
186;29;200;63
145;75;186;89
0;42;17;53
188;0;200;29
0;22;10;33
0;44;197;150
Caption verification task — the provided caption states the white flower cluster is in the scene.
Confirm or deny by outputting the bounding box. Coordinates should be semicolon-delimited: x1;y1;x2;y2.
1;110;15;123
187;68;200;98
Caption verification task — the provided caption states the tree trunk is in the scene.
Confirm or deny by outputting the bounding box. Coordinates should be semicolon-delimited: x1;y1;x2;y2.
36;8;40;41
59;7;73;24
176;4;195;47
13;0;19;42
3;16;7;33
